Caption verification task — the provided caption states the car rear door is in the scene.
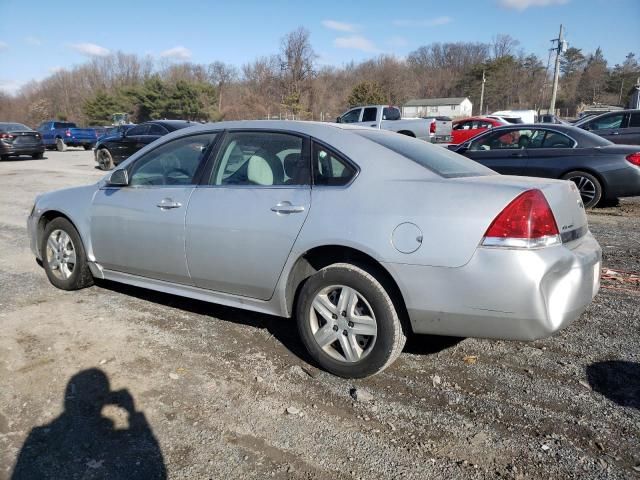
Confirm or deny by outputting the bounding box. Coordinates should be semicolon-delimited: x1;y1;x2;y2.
185;130;311;300
618;111;640;145
463;128;531;175
91;132;218;284
521;129;579;178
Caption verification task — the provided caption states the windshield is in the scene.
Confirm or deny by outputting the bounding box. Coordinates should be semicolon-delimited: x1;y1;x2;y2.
0;123;31;132
355;130;495;178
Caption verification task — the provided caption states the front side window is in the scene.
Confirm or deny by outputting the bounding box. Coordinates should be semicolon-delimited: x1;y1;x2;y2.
210;132;307;186
629;112;640;128
129;133;217;186
313;143;356;186
590;113;624;130
470;129;544;151
362;107;377;122
126;124;149;136
340;109;362;124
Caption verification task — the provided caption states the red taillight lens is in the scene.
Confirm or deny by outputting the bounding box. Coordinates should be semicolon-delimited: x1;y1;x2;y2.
430;121;436;134
626;153;640;167
0;133;13;139
65;129;71;137
483;189;560;248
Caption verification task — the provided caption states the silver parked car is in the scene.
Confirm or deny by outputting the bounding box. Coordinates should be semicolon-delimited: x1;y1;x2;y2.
28;121;602;378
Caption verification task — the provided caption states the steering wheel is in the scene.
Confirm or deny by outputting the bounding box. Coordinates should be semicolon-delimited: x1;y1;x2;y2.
164;167;192;184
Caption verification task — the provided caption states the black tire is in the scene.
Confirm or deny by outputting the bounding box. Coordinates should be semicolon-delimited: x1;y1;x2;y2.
83;145;93;151
562;171;602;208
32;152;44;159
0;154;8;161
56;138;67;152
96;148;114;170
41;217;93;290
296;263;406;378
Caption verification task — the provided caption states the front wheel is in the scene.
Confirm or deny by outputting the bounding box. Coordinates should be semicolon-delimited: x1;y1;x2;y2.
83;145;93;151
96;148;114;170
562;171;602;208
41;217;93;290
56;138;67;152
296;263;406;378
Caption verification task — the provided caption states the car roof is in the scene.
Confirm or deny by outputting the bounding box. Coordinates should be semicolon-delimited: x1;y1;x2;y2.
145;120;195;130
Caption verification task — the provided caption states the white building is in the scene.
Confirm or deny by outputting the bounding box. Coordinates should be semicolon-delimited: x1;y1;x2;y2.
402;97;473;119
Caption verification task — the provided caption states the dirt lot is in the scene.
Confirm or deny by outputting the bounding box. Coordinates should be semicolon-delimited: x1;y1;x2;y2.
1;150;639;479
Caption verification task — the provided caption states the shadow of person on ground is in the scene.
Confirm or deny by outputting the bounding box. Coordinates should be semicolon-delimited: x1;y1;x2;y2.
586;360;639;409
12;368;166;479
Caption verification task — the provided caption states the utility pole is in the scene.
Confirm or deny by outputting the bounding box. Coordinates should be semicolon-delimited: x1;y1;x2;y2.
479;70;486;115
549;24;564;114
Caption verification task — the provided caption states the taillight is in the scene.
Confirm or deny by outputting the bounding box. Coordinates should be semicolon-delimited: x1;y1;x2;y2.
430;121;436;134
65;129;72;137
0;133;14;139
626;152;640;167
482;189;560;248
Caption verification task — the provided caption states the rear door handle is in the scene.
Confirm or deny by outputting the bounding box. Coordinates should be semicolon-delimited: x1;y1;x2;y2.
271;201;305;214
510;152;525;157
611;131;620;135
157;198;182;209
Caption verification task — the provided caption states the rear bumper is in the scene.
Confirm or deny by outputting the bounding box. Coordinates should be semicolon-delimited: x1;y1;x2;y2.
0;143;45;155
384;232;601;341
602;165;640;199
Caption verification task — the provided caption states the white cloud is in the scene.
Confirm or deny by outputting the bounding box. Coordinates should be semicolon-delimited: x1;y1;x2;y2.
160;46;192;60
49;66;64;74
498;0;569;10
69;42;110;57
0;41;8;52
334;35;379;53
322;20;359;33
0;79;23;95
393;16;453;27
25;36;42;46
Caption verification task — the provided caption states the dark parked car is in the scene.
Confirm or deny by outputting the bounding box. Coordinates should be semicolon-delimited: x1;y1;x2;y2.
574;109;640;145
0;122;45;160
94;120;192;170
449;124;640;208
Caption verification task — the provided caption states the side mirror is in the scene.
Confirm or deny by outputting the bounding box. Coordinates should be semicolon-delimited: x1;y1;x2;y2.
107;169;129;186
335;116;342;123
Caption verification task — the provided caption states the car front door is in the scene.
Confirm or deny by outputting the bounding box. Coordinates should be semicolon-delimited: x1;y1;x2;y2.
185;130;311;300
90;132;218;284
120;124;150;159
583;112;626;144
463;128;534;175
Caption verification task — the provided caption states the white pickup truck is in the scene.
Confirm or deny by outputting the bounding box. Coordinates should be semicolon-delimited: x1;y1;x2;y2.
336;105;446;142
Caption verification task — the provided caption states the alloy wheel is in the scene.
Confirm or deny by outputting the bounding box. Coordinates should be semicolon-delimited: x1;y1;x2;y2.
568;175;597;204
308;285;377;363
45;229;76;280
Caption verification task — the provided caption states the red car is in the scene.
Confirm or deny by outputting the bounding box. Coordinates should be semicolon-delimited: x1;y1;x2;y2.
451;116;508;144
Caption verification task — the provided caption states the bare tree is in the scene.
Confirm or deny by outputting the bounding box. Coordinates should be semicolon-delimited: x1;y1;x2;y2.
208;61;238;112
492;34;520;59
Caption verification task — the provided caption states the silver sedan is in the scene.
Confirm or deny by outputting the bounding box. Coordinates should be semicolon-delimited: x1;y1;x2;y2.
28;121;601;378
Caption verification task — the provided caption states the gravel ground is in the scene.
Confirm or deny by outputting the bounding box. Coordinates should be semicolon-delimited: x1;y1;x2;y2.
0;150;638;479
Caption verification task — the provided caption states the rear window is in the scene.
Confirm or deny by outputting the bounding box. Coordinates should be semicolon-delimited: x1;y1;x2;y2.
355;130;494;178
0;123;31;132
382;108;400;121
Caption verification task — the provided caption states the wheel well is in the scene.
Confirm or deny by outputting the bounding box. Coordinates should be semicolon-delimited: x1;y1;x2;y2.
37;211;76;252
397;130;415;137
285;245;411;332
560;168;607;197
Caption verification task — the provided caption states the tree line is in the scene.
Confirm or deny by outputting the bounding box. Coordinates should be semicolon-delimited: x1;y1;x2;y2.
0;28;638;127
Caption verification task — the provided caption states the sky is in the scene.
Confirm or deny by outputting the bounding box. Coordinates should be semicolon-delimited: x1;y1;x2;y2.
0;0;639;95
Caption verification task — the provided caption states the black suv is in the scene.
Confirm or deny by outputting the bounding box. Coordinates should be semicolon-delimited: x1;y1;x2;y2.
575;109;640;145
94;120;193;170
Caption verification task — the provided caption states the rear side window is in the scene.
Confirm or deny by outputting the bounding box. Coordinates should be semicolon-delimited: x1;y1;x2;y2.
355;130;494;178
629;112;640;128
590;113;624;130
313;143;356;186
362;107;377;122
148;124;168;135
383;108;400;120
127;125;149;136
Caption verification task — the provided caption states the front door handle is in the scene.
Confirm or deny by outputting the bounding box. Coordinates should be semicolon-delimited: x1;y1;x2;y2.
157;198;182;209
510;152;525;157
271;201;305;214
611;131;620;135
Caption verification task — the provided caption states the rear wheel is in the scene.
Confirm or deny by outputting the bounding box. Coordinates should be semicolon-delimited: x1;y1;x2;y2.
32;152;44;159
56;138;67;152
562;171;602;208
296;263;406;378
0;154;8;161
96;148;114;170
41;217;93;290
